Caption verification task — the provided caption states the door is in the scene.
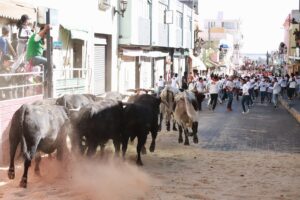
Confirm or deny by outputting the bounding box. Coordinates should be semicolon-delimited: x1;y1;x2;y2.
94;45;106;95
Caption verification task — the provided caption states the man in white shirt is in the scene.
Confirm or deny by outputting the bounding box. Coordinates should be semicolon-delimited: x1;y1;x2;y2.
225;76;234;111
241;78;250;114
195;77;206;110
259;79;268;104
156;75;165;96
171;73;179;89
207;76;219;111
272;78;281;108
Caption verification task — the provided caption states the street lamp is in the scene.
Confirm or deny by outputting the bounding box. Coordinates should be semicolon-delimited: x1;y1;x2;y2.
114;0;128;17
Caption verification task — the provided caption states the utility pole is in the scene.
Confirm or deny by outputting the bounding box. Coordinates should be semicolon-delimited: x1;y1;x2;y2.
45;10;53;98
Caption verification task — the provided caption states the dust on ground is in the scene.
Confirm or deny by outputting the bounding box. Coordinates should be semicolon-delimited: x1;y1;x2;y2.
1;131;300;200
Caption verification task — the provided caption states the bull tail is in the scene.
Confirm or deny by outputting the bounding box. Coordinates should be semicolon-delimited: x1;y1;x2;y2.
19;105;30;161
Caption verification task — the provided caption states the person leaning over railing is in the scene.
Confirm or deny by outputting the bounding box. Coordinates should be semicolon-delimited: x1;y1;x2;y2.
0;54;14;100
26;25;50;71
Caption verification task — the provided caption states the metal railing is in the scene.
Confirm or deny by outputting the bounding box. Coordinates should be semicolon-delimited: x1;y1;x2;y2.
53;68;88;97
0;71;44;101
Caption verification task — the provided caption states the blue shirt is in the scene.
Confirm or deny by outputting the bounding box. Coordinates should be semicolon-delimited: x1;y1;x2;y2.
0;36;8;55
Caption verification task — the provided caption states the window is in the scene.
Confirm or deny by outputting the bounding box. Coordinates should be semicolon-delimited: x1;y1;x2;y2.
176;11;183;29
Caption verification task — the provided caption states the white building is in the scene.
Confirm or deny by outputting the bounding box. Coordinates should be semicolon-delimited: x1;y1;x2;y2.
118;0;194;92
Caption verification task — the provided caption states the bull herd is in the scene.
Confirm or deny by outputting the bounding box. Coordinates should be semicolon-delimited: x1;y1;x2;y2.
7;86;200;188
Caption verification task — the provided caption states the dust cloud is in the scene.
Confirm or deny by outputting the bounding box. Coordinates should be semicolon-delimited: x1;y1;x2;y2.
69;158;152;200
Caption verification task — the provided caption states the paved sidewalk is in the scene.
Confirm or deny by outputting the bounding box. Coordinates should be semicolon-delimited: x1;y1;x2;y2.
279;96;300;123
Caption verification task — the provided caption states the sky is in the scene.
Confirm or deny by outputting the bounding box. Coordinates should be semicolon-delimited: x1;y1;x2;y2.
198;0;298;54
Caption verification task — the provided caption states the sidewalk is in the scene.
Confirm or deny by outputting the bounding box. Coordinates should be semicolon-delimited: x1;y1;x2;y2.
279;96;300;123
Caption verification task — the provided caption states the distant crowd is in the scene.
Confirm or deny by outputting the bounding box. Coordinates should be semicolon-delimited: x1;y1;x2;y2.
156;71;300;114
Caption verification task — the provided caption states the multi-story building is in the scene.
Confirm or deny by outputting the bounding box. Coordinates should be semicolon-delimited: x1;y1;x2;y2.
118;0;194;92
284;10;300;75
200;12;243;75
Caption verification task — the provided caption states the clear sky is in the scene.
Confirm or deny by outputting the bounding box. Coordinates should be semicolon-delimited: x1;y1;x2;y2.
198;0;298;54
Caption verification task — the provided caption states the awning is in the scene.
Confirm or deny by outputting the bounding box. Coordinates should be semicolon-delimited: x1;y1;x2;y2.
0;1;36;20
60;25;89;41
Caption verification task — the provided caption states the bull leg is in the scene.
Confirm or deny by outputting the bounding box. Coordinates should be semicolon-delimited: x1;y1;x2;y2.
34;152;42;176
158;113;163;132
192;122;199;144
178;125;183;143
113;140;121;157
172;119;178;131
86;141;97;157
122;136;130;160
184;128;190;146
141;146;147;155
166;120;170;131
20;158;31;188
8;133;20;180
20;141;38;188
136;134;147;166
149;131;157;153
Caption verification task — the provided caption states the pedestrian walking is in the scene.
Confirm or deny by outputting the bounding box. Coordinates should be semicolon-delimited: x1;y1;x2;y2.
207;76;219;111
272;78;281;108
287;77;297;100
259;79;267;104
241;79;250;114
156;75;165;97
225;76;234;111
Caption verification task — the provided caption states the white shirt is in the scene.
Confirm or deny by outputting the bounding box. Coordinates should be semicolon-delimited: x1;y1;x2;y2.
196;81;205;93
273;82;281;94
259;82;267;92
242;83;249;95
171;77;178;88
289;80;297;88
208;81;219;94
280;78;287;87
226;80;234;92
157;78;165;87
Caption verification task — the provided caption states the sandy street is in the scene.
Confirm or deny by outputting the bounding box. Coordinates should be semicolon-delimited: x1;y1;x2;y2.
0;130;300;200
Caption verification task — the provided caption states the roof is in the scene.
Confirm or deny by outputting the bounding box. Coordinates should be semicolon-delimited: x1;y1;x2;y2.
0;1;36;21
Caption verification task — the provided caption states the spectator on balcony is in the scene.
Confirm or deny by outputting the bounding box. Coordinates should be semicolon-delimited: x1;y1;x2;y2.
0;26;17;61
26;24;50;71
0;54;14;100
16;14;33;57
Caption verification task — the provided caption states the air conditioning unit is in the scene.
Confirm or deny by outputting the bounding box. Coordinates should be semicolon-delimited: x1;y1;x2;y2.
98;0;111;10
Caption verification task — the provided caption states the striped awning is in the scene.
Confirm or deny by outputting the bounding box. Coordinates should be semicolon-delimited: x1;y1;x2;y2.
0;1;36;21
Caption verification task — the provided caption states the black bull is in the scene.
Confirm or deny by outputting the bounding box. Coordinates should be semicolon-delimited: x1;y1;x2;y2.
7;104;69;188
70;94;161;166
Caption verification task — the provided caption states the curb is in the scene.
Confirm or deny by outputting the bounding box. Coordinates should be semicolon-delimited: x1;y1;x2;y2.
279;98;300;124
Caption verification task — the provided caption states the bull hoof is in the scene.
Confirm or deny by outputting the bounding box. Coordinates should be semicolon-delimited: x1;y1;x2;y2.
136;159;143;166
7;169;15;180
193;137;199;144
173;126;178;131
141;146;147;155
19;177;27;188
178;137;183;143
184;140;190;146
149;144;155;153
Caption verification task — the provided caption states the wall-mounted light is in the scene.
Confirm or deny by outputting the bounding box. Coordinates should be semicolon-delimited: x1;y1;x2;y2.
114;0;127;17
